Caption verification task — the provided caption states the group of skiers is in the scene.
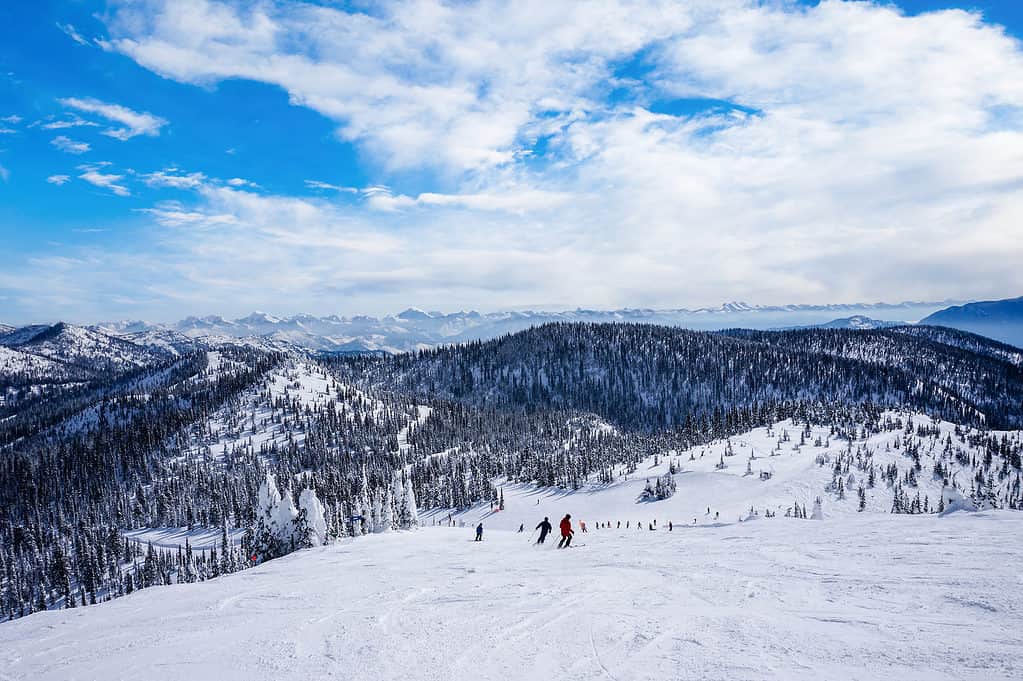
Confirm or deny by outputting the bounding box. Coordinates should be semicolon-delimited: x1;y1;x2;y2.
533;514;575;548
474;514;692;546
476;514;578;548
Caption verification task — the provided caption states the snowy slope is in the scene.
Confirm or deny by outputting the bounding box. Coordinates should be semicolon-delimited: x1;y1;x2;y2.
428;412;1021;531
1;514;1020;681
0;324;50;347
178;359;401;463
783;315;903;330
0;345;67;379
9;323;169;372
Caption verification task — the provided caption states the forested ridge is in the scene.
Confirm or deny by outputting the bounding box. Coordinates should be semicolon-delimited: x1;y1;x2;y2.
346;323;1023;429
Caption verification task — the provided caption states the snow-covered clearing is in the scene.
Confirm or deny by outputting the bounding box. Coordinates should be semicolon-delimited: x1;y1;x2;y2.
123;526;247;551
2;513;1020;681
425;413;1020;530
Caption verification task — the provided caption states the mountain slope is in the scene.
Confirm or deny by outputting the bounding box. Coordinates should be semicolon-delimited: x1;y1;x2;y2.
9;323;171;374
0;325;51;347
920;296;1023;348
351;323;1023;429
0;346;83;389
3;318;1022;629
1;512;1020;681
792;315;902;330
890;325;1023;367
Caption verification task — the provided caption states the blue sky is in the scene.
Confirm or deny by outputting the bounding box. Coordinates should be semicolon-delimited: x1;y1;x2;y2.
1;0;1022;323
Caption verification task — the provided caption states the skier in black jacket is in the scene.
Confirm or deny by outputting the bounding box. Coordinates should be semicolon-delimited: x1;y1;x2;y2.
535;517;552;544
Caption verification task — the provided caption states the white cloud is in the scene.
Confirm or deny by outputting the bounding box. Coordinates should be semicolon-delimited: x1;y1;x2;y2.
100;0;693;172
6;0;1021;319
57;23;89;46
143;169;206;189
77;163;131;196
304;179;357;193
47;174;71;185
51;135;91;154
59;97;167;140
0;165;8;182
38;114;99;130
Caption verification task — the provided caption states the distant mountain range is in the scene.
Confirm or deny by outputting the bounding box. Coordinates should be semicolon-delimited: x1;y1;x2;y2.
2;298;1020;359
919;296;1023;348
81;300;954;354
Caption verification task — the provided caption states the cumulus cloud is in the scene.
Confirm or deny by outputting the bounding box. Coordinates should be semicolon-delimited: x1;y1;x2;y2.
51;135;91;154
99;0;694;172
60;97;167;140
5;0;1022;319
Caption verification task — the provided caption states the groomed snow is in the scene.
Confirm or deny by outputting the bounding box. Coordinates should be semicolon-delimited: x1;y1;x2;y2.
1;513;1021;681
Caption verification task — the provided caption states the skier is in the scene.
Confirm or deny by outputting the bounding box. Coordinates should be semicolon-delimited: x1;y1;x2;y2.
517;523;524;533
535;517;552;544
558;514;574;548
475;523;484;541
580;520;587;533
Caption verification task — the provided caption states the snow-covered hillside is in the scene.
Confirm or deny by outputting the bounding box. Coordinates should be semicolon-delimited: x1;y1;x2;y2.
784;315;903;330
0;346;68;383
178;359;414;464
9;323;169;369
1;512;1020;681
427;412;1021;530
2;402;1021;680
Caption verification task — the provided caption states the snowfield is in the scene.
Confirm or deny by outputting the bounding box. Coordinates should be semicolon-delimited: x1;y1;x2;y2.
1;514;1020;681
3;410;1020;680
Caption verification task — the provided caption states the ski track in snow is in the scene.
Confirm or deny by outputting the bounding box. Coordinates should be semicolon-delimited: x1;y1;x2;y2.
1;515;1021;681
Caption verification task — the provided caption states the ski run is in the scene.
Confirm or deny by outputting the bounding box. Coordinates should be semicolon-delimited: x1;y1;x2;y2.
2;410;1022;680
1;512;1020;681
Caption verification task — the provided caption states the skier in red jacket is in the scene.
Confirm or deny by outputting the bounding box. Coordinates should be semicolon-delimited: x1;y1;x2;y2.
558;514;574;548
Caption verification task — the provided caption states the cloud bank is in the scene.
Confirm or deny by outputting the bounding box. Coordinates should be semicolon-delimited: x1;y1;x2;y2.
3;0;1022;321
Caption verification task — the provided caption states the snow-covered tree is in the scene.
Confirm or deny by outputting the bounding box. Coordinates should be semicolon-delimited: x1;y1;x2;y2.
297;489;328;547
276;489;300;550
400;474;420;529
810;497;824;520
247;472;284;562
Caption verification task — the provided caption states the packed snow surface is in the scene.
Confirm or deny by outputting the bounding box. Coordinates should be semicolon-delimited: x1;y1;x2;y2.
2;512;1021;681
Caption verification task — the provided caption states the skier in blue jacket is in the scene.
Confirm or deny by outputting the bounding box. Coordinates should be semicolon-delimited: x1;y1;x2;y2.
475;523;484;541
